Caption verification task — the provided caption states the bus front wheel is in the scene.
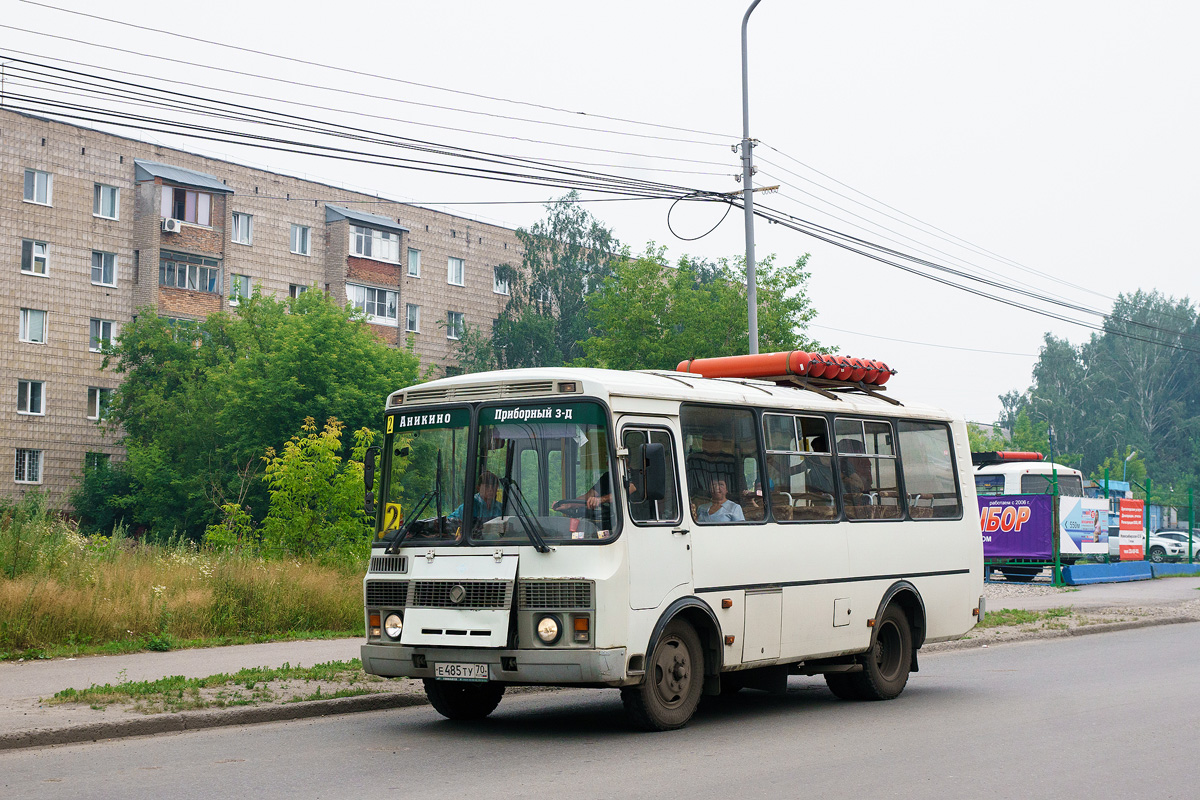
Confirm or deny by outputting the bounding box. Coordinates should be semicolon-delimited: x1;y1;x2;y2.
423;678;505;721
622;620;704;731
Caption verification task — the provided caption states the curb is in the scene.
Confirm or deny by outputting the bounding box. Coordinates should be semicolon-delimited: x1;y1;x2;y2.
925;615;1198;653
0;691;426;752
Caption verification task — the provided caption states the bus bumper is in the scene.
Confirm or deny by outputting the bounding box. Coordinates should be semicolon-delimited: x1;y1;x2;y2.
361;644;628;685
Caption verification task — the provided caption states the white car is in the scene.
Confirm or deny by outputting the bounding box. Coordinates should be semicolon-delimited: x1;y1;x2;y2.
1153;531;1199;562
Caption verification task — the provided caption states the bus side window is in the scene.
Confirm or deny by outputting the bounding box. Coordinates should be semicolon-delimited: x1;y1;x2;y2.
897;421;962;519
681;405;759;524
622;428;680;524
836;418;902;521
763;413;837;522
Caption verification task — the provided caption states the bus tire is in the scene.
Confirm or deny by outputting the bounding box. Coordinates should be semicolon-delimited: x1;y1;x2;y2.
850;605;912;701
824;673;864;700
423;678;505;721
621;620;704;731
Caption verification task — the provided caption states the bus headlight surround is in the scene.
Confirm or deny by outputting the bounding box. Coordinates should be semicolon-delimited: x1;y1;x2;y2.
536;615;562;645
384;613;404;640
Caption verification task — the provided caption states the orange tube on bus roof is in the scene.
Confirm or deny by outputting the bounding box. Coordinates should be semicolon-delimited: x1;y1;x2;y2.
675;351;812;379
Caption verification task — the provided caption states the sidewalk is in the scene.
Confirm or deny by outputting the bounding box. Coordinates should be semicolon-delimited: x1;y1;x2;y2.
2;576;1199;750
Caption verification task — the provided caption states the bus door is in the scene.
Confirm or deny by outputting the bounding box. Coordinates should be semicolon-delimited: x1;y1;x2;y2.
619;419;690;610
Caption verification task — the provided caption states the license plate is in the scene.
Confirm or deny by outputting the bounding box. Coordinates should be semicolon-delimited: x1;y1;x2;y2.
434;662;489;682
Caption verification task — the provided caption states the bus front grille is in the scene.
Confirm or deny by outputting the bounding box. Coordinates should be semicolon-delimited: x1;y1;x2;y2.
410;580;513;609
518;580;594;610
369;555;408;574
402;381;555;404
365;580;409;607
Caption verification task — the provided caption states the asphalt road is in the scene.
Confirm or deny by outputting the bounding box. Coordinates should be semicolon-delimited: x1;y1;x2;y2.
3;623;1198;800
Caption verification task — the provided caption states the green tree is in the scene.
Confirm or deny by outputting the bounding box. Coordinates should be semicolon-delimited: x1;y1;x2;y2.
1090;446;1147;487
967;423;1008;453
96;289;419;538
457;192;619;372
581;246;821;370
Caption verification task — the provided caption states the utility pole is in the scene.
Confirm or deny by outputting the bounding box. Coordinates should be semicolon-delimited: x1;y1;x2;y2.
740;0;763;354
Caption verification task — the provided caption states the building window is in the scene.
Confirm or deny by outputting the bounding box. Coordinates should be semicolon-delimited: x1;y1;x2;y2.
447;257;465;286
231;212;253;245
351;226;400;263
289;284;308;299
493;266;510;295
17;380;44;416
93;184;119;219
85;452;111;471
90;319;114;352
160;251;222;293
405;303;420;333
407;248;421;277
15;449;42;484
290;224;311;256
21;240;48;276
446;311;464;340
347;284;398;325
19;309;47;344
87;387;114;421
229;274;251;305
23;169;52;205
160;186;212;226
91;251;117;287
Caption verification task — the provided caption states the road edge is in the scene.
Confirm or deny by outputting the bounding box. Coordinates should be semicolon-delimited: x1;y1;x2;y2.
0;691;425;752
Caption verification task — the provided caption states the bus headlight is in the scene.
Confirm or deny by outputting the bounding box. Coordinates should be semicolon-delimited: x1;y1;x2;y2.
384;613;403;640
536;615;561;644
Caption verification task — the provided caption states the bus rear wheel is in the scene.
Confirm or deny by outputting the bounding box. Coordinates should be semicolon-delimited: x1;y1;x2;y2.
423;678;505;721
622;620;704;731
832;605;913;701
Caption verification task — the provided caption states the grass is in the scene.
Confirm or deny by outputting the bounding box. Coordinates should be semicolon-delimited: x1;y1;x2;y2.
1;494;365;660
48;659;385;713
978;606;1074;629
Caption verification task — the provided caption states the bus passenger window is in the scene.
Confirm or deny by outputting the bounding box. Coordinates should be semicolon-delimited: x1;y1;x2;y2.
681;405;760;524
762;413;836;522
836;418;901;521
897;421;962;519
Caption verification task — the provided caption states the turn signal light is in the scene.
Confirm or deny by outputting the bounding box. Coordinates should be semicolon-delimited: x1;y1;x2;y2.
721;598;733;609
724;635;736;645
369;612;381;638
573;616;590;643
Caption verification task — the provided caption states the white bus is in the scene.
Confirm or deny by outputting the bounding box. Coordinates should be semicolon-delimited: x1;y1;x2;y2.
972;451;1085;498
360;356;984;730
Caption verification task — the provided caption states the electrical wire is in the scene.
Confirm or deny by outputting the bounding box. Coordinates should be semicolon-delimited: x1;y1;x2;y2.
808;324;1037;357
22;0;738;141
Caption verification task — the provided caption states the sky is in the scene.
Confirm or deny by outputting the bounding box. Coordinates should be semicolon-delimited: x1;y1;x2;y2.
5;0;1199;425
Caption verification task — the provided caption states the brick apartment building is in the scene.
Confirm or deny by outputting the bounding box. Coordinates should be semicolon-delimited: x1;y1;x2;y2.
2;109;523;504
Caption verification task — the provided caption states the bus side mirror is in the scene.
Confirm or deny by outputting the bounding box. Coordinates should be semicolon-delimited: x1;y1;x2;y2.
363;446;380;515
640;442;667;502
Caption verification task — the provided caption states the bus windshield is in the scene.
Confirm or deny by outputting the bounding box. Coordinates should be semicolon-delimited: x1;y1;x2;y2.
472;402;617;544
378;408;471;545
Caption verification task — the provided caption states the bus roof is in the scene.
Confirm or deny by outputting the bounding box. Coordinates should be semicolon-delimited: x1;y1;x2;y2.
387;367;959;422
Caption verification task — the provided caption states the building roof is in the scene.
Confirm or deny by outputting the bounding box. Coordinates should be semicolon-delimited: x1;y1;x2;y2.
325;205;410;234
133;160;233;194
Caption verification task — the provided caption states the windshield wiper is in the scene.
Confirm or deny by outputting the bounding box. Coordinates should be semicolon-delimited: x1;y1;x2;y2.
497;477;551;553
384;488;437;554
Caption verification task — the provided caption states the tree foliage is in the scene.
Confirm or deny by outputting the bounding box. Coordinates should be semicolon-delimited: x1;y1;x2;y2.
456;191;619;372
995;290;1200;488
89;289;419;539
581;245;821;370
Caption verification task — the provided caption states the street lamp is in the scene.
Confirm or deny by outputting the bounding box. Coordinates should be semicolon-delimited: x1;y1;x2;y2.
1123;449;1137;483
740;0;763;354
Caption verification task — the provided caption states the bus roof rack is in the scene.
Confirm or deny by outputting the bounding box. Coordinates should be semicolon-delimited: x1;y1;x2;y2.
675;352;902;405
971;451;1045;467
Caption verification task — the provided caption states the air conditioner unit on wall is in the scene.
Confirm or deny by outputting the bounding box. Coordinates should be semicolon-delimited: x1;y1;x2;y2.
162;217;181;233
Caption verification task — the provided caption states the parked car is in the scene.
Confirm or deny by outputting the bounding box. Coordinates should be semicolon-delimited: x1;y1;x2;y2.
1146;532;1188;563
1153;531;1200;561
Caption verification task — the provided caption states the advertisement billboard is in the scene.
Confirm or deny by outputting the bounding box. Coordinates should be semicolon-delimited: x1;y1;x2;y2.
1119;499;1145;561
979;495;1053;559
1058;496;1110;555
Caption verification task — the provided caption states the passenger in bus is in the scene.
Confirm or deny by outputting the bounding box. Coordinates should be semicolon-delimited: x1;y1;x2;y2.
838;439;874;513
694;478;745;523
447;471;503;524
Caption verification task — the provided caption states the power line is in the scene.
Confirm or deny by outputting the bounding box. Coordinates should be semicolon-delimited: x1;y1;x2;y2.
23;0;738;141
808;323;1037;357
1;17;729;148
